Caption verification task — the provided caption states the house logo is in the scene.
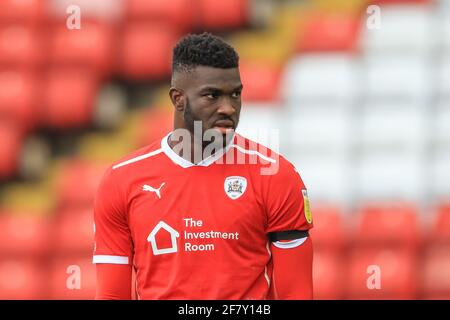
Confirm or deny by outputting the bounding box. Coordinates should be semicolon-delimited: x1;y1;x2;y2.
147;221;179;255
224;176;247;200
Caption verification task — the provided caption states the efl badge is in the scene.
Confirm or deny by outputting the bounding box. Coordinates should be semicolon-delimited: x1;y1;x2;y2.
302;189;312;224
224;176;247;200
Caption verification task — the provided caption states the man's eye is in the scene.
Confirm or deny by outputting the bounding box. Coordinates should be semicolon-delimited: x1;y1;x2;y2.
205;93;218;99
231;91;241;98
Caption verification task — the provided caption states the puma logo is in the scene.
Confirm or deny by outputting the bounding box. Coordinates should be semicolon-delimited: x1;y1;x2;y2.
142;183;166;199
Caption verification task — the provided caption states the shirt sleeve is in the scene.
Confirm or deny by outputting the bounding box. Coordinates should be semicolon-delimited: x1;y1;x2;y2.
269;236;313;299
93;167;133;265
264;157;313;235
95;264;133;300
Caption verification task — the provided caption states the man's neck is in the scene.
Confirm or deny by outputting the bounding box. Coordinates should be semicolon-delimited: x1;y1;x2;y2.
167;129;234;165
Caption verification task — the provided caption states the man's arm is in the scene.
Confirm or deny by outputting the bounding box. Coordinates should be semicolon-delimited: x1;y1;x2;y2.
262;156;314;299
96;264;132;300
269;235;313;300
93;167;134;299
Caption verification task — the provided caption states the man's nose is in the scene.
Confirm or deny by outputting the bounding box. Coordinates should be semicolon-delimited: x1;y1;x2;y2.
217;97;236;116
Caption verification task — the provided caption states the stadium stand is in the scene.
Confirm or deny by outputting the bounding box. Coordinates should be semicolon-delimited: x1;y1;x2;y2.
0;25;44;69
347;247;418;299
119;23;178;81
309;204;347;251
0;70;40;132
48;22;116;78
0;0;46;25
295;12;361;52
313;249;346;299
0;0;449;300
125;0;194;31
0;257;48;299
41;67;100;129
0;212;51;257
0;122;23;179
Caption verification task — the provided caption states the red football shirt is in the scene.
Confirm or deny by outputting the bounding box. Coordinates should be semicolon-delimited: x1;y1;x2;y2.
93;132;313;299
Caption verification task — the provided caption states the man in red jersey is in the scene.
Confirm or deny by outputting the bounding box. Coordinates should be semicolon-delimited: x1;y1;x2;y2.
93;32;313;300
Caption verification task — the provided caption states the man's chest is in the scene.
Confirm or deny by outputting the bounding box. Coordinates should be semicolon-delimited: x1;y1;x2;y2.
126;169;268;257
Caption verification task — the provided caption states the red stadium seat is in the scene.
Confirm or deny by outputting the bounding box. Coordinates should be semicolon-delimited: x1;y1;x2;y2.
296;13;360;53
119;23;178;81
240;61;282;103
352;202;420;249
0;25;43;68
0;213;51;256
421;246;450;299
41;68;99;129
49;22;115;78
0;0;46;25
309;204;346;251
347;247;418;299
55;159;107;209
428;202;450;245
197;0;249;30
313;250;345;299
125;0;193;32
137;107;173;147
49;255;96;299
0;70;39;131
0;257;48;299
0;122;23;179
53;207;94;254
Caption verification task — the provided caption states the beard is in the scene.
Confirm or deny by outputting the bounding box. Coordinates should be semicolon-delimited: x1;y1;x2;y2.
183;98;235;150
183;98;199;134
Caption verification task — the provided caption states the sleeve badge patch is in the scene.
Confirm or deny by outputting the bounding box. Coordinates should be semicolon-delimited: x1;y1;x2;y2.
302;189;312;224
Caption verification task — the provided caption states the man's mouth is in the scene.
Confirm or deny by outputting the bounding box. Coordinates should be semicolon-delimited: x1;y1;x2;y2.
212;120;235;134
213;120;234;128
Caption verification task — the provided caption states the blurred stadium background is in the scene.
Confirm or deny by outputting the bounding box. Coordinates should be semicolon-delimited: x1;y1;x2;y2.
0;0;449;299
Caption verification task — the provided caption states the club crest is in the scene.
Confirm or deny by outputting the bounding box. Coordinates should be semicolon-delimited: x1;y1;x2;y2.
224;176;247;200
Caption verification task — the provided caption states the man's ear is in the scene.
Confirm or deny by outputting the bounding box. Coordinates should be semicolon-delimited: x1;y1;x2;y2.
169;87;185;112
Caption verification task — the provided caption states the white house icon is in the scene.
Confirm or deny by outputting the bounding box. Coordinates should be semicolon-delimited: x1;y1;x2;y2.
147;221;179;255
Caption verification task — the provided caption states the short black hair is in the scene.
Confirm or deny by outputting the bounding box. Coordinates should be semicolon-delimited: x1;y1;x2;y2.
172;32;239;74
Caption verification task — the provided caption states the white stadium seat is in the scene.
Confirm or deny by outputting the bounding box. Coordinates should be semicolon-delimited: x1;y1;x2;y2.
281;54;360;105
363;55;432;103
439;0;450;51
361;5;438;55
434;104;450;148
289;154;352;205
359;103;427;153
355;151;424;201
236;103;282;152
430;149;450;199
286;105;354;155
443;16;450;53
438;57;450;100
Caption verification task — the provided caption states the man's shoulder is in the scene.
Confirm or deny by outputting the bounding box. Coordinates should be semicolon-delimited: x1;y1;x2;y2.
233;133;296;174
105;138;165;176
232;133;280;160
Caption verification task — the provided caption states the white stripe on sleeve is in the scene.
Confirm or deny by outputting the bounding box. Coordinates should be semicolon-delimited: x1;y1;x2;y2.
272;237;308;249
92;255;129;264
